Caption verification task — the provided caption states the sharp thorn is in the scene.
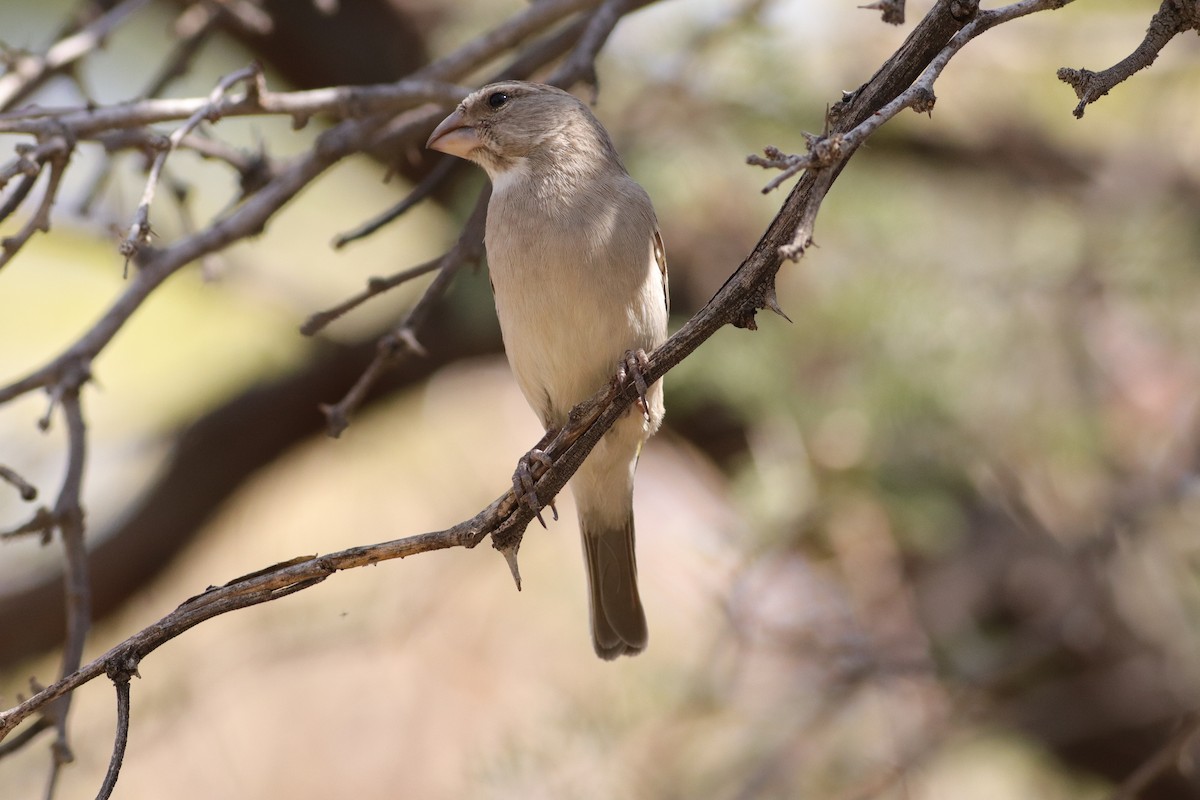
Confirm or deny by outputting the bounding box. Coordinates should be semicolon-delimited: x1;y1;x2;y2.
500;544;522;591
764;286;793;323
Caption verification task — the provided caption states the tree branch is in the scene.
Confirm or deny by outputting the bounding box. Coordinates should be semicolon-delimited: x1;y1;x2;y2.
318;189;490;437
94;660;136;800
1058;0;1200;118
0;0;154;112
119;63;263;264
0;134;71;271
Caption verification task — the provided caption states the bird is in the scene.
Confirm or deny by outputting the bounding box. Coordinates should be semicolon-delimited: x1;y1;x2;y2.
426;81;669;659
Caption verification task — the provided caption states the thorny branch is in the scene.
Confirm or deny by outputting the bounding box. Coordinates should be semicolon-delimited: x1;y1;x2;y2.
0;0;154;111
1057;0;1200;118
0;0;1194;797
0;133;71;271
119;63;263;265
752;0;1077;257
317;190;490;437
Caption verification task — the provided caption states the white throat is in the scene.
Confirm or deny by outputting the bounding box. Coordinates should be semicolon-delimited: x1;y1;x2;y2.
488;157;532;198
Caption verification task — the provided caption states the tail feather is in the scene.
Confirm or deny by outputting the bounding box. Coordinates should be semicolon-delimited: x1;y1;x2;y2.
581;513;647;659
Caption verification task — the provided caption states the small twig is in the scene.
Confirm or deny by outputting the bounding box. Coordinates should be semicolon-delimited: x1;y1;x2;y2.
547;0;632;93
139;1;223;100
0;464;38;501
748;135;845;194
1058;0;1200;118
119;64;262;265
0;138;65;191
0;715;51;759
368;0;610;153
0;171;39;224
0;136;72;272
300;256;443;337
41;369;92;800
1;506;56;542
95;657;139;800
332;156;460;249
412;0;601;84
320;190;489;436
0;0;154;111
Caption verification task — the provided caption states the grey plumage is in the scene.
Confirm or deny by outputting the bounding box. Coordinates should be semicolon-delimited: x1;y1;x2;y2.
428;81;667;659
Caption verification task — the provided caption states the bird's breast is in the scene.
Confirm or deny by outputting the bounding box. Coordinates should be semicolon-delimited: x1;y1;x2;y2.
484;180;666;429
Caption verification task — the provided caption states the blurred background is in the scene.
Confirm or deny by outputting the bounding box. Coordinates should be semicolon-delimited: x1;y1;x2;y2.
2;0;1200;798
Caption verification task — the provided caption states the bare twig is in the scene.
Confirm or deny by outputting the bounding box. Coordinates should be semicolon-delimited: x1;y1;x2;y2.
0;138;65;190
547;0;634;94
139;1;224;100
40;370;92;799
332;155;459;249
0;135;71;271
0;715;51;759
300;256;444;337
71;3;223;220
95;659;137;800
0;171;39;223
1;506;55;542
0;79;470;138
0;112;387;407
319;190;490;436
1058;0;1200;118
413;0;601;83
119;64;262;264
369;0;606;150
0;0;154;111
755;0;1076;257
0;464;37;500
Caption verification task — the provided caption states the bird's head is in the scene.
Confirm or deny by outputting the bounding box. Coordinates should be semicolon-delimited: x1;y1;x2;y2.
426;81;617;183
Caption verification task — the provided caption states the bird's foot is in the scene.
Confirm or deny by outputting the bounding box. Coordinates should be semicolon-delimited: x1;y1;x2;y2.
616;349;652;422
513;447;558;528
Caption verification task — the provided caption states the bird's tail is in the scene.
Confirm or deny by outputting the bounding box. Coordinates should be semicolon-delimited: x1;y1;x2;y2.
580;510;647;659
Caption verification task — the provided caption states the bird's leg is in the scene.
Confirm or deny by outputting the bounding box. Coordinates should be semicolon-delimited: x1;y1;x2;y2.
616;349;652;422
512;432;559;528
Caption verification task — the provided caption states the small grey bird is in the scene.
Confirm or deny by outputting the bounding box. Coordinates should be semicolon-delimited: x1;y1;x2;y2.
427;81;668;659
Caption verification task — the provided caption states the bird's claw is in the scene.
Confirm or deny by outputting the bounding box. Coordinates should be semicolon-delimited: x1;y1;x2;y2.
513;448;558;528
617;349;652;422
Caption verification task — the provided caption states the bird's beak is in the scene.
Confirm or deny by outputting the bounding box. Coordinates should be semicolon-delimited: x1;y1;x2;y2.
426;109;480;158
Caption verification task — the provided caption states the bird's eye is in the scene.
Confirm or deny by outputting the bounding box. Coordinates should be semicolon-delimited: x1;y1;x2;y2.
487;92;509;109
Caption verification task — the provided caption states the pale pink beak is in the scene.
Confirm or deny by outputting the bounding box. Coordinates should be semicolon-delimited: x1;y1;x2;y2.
426;108;481;158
